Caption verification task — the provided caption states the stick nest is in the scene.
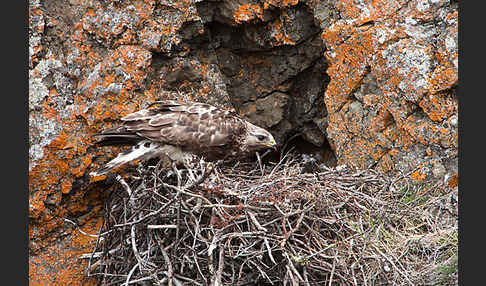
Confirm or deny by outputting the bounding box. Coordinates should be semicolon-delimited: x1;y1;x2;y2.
85;153;458;286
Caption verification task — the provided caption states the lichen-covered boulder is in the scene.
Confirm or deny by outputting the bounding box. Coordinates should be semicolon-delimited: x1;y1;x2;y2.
316;0;457;185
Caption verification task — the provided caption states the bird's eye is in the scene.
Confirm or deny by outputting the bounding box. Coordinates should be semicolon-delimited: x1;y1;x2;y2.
257;135;266;141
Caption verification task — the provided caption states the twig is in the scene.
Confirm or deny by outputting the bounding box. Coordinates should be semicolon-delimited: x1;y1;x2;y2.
113;199;175;227
281;209;308;249
64;218;99;238
374;246;413;285
147;224;177;229
213;244;225;286
159;241;174;286
116;175;132;197
124;263;139;286
131;225;156;269
328;256;336;286
255;151;264;178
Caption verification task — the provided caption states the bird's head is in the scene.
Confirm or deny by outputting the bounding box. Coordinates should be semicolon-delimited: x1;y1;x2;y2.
243;122;277;152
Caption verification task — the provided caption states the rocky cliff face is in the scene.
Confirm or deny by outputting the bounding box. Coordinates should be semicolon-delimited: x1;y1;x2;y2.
29;0;458;284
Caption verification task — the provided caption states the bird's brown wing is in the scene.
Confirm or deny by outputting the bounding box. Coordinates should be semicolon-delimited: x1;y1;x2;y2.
95;101;244;149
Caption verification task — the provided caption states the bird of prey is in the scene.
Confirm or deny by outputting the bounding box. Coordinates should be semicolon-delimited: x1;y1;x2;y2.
89;100;277;177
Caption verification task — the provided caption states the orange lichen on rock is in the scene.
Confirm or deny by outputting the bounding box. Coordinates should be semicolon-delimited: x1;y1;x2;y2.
321;20;355;47
269;18;296;45
29;217;102;286
29;125;93;242
428;11;458;93
29;2;45;68
263;0;299;9
411;168;427;182
428;63;457;93
333;0;362;19
402;113;445;146
133;0;157;20
323;25;374;113
447;174;458;188
322;0;457;179
379;152;394;172
72;154;93;178
61;180;73;194
29;33;156;280
234;4;263;24
89;174;107;183
419;91;457;122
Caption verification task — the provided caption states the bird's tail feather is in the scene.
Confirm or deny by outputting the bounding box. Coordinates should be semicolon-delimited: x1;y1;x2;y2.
90;141;160;177
93;136;141;147
92;130;142;147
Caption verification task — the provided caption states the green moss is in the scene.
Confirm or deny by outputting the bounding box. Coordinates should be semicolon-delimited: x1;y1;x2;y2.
436;254;457;285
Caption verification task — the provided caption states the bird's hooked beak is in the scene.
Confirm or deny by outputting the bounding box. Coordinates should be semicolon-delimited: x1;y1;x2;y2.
263;138;278;151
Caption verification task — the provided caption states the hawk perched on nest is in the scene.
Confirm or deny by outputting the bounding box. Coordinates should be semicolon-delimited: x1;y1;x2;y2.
90;100;277;177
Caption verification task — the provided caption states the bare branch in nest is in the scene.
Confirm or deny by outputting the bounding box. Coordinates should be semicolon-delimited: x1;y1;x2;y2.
86;152;458;286
116;175;132;197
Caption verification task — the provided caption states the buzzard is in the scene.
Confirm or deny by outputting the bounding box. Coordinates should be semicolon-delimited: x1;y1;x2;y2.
90;100;277;176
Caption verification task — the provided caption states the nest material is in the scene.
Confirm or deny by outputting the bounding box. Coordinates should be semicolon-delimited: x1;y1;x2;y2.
84;153;458;286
